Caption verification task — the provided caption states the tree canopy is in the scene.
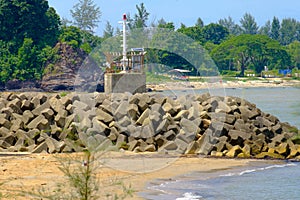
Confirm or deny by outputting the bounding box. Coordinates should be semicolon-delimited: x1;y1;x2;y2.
71;0;101;34
0;0;61;83
0;0;61;51
211;34;291;76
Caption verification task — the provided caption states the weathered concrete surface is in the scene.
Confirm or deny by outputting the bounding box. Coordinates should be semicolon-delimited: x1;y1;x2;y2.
0;92;299;160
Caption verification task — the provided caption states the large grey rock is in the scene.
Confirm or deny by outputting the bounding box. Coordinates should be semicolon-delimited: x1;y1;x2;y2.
254;117;274;128
229;130;251;141
226;145;242;158
140;124;155;139
60;95;73;107
31;141;48;153
1;107;14;119
27;115;50;130
173;110;189;121
73;100;90;111
239;106;259;120
156;118;170;133
155;134;167;148
7;98;22;114
185;141;200;154
92;118;109;134
163;130;176;141
149;111;162;132
45;137;60;153
137;93;150;111
32;101;51;116
175;138;188;152
0;116;11;129
41;108;55;119
114;101;129;120
180;118;200;135
22;110;34;125
225;114;236;125
187;102;202;120
95;108;113;124
162;102;177;115
127;104;139;120
197;134;215;155
136;108;150;125
217;101;232;113
271;123;282;134
234;119;251;132
94;93;107;106
10;118;24;132
49;96;65;113
128;139;139;151
159;141;178;151
151;103;165;115
117;116;131;127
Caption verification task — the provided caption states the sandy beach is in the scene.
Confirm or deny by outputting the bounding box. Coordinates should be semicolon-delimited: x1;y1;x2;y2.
0;78;298;199
147;78;300;91
0;151;284;199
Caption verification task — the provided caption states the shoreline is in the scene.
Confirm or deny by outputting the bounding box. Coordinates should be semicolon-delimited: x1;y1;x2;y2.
140;158;290;199
147;78;300;91
0;152;287;199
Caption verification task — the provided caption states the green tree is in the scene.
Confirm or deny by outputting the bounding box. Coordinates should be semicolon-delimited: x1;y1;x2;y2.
259;20;271;37
177;26;203;43
195;17;204;28
0;41;16;83
59;26;83;48
240;13;259;35
218;16;242;35
279;18;299;45
286;41;300;68
103;21;114;39
0;0;60;51
13;38;39;80
0;0;61;82
59;26;102;53
71;0;101;33
211;34;290;76
271;17;280;41
132;3;149;28
157;19;175;31
202;23;229;44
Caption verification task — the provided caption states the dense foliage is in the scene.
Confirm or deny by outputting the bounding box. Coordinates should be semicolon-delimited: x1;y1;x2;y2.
0;0;61;83
211;35;291;76
0;0;300;86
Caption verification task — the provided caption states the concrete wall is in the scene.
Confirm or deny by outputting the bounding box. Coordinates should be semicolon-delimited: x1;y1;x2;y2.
104;73;146;94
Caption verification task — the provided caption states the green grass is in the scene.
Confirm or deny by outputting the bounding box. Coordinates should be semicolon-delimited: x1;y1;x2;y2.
146;72;174;84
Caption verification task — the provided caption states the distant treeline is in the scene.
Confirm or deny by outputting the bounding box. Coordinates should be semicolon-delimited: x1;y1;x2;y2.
0;0;300;84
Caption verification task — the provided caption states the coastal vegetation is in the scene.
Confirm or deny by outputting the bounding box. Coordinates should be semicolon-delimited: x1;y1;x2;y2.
0;0;300;86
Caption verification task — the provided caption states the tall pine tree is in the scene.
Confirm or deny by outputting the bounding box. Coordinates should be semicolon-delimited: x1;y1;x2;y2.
71;0;101;33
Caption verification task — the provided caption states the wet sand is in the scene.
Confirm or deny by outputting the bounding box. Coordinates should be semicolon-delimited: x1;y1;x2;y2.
0;151;273;199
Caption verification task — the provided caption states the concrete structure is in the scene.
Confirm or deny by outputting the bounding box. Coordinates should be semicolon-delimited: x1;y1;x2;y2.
104;14;147;94
104;73;146;94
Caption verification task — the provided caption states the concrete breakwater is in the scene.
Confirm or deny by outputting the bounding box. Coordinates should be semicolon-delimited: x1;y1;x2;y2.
0;92;299;160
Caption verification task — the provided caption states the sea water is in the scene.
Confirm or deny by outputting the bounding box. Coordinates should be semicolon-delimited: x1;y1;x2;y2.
142;87;300;200
143;162;300;200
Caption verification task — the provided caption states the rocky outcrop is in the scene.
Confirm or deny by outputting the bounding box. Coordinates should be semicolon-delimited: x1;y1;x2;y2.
0;92;299;160
41;43;104;92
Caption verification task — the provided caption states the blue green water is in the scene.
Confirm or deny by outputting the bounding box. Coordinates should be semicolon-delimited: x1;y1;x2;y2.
142;87;300;200
143;162;300;200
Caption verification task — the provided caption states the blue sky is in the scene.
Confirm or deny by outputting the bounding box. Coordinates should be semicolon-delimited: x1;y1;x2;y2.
48;0;300;36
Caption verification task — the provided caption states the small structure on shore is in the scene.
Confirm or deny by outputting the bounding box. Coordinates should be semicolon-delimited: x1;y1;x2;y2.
169;69;191;80
104;14;147;94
